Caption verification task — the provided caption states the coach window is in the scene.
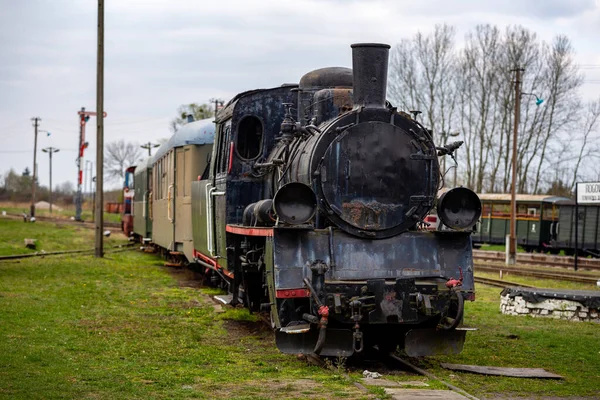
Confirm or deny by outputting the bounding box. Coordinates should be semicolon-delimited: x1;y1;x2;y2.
216;124;232;174
236;116;263;160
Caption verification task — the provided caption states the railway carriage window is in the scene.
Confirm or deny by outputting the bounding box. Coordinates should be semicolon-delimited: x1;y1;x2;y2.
543;204;557;220
162;157;167;199
216;125;232;174
492;203;509;217
528;208;537;216
236;116;263;160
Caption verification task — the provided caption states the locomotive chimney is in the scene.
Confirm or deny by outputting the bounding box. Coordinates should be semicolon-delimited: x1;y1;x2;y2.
351;43;390;109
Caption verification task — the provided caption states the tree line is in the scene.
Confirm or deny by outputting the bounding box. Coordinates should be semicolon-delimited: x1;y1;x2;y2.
0;103;217;203
388;24;600;196
0;168;75;203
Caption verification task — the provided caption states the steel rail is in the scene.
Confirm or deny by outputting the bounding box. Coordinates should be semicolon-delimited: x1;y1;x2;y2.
0;243;135;261
474;264;600;284
474;276;536;289
473;250;600;271
4;212;121;228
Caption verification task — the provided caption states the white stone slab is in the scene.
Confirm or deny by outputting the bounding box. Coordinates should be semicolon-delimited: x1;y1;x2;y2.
361;378;429;387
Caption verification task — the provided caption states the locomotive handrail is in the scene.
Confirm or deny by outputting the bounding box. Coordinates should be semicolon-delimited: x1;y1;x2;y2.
167;184;174;223
142;190;149;218
206;184;214;254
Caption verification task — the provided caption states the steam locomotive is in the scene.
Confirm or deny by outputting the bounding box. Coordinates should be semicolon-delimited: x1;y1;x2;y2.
124;43;482;357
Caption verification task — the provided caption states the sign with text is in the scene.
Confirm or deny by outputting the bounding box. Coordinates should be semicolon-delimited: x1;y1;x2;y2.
577;182;600;204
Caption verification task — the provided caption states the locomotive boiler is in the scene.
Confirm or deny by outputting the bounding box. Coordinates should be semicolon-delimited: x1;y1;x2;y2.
180;43;483;357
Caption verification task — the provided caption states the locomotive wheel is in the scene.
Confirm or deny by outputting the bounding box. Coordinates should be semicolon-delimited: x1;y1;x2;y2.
438;290;464;331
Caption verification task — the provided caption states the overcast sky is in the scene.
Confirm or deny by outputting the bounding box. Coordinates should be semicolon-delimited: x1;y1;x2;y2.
1;0;599;190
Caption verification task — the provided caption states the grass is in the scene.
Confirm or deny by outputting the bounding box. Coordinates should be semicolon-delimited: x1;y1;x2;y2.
0;218;128;256
2;218;600;399
0;219;371;400
417;284;600;398
476;270;600;291
0;201;122;225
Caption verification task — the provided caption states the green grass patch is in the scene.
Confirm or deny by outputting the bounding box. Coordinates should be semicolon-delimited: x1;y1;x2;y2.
2;219;599;399
0;203;121;224
476;271;600;291
0;218;128;256
418;283;600;398
0;219;370;400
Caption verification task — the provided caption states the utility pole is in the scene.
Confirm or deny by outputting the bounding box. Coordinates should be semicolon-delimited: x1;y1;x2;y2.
212;98;224;117
30;117;41;218
96;0;105;257
508;67;524;265
140;142;159;157
42;147;60;214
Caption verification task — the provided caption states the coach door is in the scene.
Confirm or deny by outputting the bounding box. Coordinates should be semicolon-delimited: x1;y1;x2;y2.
207;121;230;269
174;147;188;256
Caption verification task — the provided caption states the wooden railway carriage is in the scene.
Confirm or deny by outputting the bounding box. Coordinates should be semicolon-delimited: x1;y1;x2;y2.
151;118;215;261
132;157;152;242
473;194;569;252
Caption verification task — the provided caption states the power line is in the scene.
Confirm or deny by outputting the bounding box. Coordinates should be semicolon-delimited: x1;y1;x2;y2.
0;148;77;153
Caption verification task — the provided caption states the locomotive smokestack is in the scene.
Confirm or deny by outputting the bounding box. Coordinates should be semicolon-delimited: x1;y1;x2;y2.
351;43;390;109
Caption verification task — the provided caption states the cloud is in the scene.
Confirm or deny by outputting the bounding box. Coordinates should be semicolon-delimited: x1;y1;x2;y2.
0;0;599;189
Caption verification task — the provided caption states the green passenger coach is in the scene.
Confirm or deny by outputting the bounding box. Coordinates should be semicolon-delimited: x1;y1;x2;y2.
473;194;570;252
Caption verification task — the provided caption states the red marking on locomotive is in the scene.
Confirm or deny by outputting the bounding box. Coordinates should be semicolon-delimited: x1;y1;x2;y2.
193;249;234;279
275;289;310;298
228;141;234;174
225;225;274;237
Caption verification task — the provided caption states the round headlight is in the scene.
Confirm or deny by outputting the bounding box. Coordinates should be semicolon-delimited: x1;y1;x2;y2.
273;182;317;225
437;187;481;230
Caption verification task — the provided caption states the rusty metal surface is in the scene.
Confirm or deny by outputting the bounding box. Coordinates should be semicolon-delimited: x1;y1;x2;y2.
272;229;474;289
350;43;390;109
321;121;429;234
298;67;353;90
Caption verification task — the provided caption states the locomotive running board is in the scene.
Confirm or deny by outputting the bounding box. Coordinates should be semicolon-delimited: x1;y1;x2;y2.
404;329;466;357
276;328;354;357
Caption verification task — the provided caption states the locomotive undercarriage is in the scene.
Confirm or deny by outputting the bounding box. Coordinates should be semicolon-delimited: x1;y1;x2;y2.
274;278;468;357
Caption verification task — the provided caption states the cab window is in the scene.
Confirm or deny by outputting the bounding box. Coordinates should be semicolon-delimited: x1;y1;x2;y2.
236;116;263;160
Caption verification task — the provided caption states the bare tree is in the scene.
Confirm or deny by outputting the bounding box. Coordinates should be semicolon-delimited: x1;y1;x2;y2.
389;24;590;195
104;140;142;183
529;36;583;193
170;103;215;133
570;99;600;189
388;24;458;181
458;24;505;192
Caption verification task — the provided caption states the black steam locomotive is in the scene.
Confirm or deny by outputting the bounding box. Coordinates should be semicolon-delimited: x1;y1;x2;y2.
126;43;481;357
187;43;482;357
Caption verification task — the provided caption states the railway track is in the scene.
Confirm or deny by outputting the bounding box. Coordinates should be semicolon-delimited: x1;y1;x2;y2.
473;250;600;271
474;264;600;285
0;243;136;261
4;212;121;229
474;276;535;289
